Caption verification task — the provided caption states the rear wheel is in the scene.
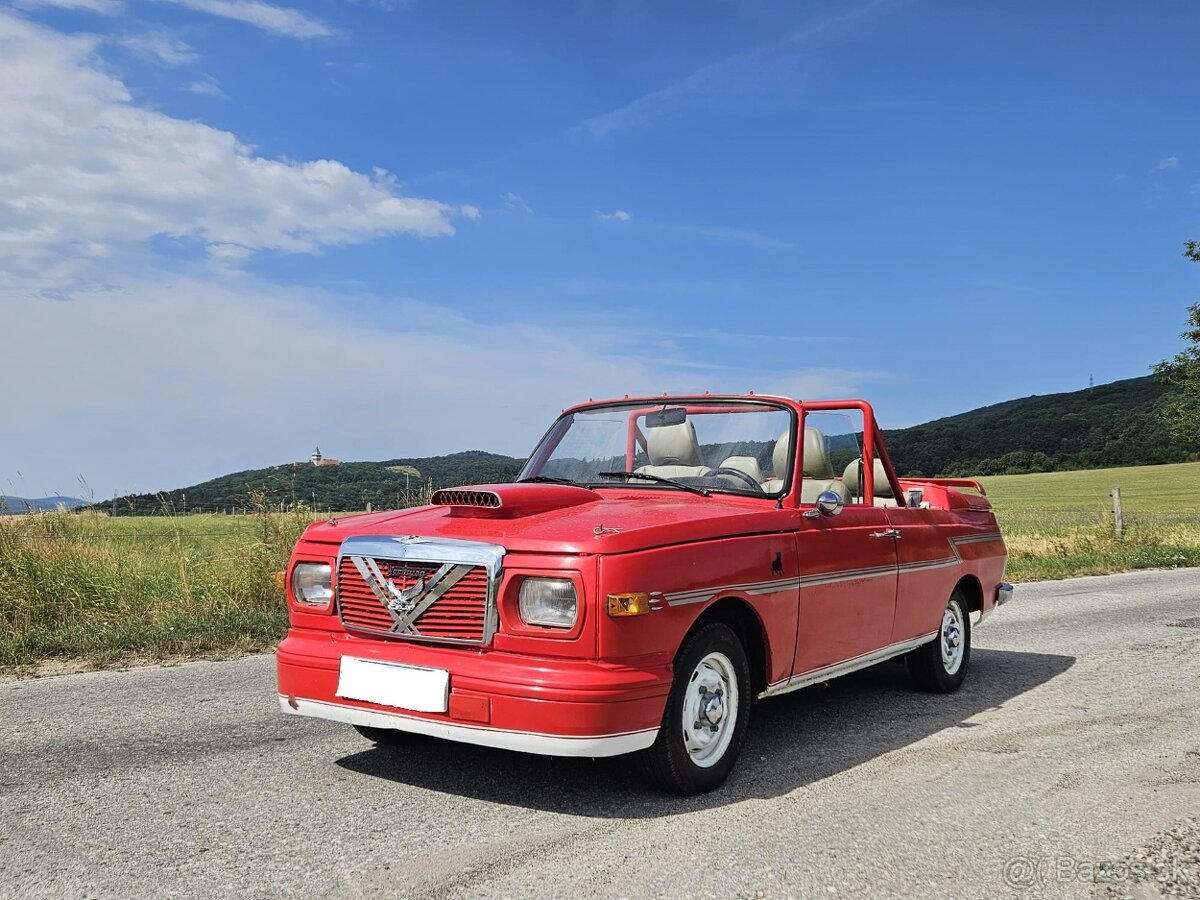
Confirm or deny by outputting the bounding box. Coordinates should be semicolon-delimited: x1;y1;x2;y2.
907;587;971;693
640;621;751;795
353;724;422;746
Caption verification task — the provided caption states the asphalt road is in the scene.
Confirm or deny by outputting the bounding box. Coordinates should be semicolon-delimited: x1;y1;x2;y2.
2;569;1199;900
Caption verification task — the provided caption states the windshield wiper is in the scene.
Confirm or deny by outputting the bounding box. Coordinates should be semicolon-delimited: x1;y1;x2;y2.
597;471;710;497
518;475;579;486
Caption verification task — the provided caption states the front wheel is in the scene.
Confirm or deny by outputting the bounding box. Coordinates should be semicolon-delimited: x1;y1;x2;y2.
639;621;751;795
907;588;971;693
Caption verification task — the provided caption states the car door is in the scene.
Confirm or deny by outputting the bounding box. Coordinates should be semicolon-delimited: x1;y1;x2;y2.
792;506;899;675
789;408;899;677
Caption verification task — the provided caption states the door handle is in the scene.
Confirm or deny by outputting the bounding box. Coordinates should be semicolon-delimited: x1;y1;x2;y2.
870;529;901;539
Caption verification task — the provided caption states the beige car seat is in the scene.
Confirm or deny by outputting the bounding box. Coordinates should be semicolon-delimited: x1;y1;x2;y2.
797;427;849;503
759;431;792;493
760;428;849;503
843;457;898;507
636;421;712;479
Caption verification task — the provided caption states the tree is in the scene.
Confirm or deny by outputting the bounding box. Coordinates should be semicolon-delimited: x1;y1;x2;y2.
1153;243;1200;444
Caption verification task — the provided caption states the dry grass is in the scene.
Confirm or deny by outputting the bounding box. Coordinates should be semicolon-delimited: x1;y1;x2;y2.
0;501;311;672
2;461;1198;671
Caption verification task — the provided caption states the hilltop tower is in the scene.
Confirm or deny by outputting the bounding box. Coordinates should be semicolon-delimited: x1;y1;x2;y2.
307;447;341;467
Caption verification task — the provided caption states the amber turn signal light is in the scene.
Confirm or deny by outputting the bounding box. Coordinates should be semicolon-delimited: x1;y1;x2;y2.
606;592;651;617
275;571;286;590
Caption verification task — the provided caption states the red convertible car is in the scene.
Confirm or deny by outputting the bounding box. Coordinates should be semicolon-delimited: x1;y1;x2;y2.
277;395;1012;794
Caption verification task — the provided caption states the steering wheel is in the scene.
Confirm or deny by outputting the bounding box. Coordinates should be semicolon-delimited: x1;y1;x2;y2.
713;467;764;491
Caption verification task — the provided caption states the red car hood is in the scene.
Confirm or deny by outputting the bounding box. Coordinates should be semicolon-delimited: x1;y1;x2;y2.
298;482;785;556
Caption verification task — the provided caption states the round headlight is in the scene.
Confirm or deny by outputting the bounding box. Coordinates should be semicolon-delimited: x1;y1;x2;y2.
518;578;578;628
292;562;333;608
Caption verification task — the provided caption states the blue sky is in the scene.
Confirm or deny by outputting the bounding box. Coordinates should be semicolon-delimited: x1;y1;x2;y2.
2;0;1198;499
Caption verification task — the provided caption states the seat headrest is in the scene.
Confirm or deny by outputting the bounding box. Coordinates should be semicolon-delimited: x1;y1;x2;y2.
772;430;792;481
802;427;833;479
843;458;893;498
646;420;705;467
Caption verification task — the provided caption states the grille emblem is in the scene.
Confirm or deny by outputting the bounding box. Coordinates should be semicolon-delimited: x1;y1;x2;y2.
385;575;426;613
386;561;426;581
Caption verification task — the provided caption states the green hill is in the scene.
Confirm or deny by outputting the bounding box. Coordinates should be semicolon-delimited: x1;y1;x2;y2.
95;451;525;516
882;375;1194;477
92;375;1196;515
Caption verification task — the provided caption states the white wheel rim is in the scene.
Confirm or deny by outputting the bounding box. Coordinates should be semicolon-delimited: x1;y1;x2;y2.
681;651;738;768
940;600;965;675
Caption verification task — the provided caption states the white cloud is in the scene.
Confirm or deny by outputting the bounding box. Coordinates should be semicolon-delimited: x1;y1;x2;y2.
184;73;226;96
158;0;333;39
0;12;468;289
774;369;884;401
0;273;877;495
205;241;253;274
503;192;533;214
117;30;197;66
578;0;895;138
11;0;121;14
1151;156;1180;172
595;209;631;222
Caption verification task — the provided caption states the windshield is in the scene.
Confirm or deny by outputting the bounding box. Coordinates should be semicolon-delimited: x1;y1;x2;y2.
518;400;795;496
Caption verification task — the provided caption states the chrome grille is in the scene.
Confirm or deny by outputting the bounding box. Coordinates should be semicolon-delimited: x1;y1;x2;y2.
333;561;492;643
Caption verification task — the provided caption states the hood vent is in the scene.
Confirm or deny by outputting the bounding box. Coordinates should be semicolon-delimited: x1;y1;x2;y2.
430;489;502;509
430;483;600;518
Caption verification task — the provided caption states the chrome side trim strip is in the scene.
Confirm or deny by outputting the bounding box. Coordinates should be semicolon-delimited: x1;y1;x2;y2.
758;631;939;700
663;531;1004;609
280;696;659;758
798;564;896;588
898;556;958;571
667;576;800;605
950;532;1003;546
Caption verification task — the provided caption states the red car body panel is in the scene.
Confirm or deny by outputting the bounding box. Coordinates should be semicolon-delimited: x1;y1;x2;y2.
276;395;1009;757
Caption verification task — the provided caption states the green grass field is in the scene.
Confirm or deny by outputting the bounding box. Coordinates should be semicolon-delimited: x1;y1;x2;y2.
2;461;1198;672
0;506;309;672
980;461;1200;580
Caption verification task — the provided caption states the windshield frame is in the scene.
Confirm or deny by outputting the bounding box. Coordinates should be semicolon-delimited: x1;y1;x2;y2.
517;397;799;499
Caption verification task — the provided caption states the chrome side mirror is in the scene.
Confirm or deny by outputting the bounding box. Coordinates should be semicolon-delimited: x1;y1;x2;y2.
803;490;844;518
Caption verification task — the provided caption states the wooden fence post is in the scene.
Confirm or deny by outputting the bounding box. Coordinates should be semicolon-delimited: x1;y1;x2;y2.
1111;486;1124;538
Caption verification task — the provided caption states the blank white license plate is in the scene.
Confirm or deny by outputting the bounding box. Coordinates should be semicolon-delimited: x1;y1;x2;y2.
336;657;449;713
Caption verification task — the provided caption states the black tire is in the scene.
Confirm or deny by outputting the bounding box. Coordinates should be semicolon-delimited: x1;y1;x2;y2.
639;621;751;795
353;724;423;746
907;587;971;693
